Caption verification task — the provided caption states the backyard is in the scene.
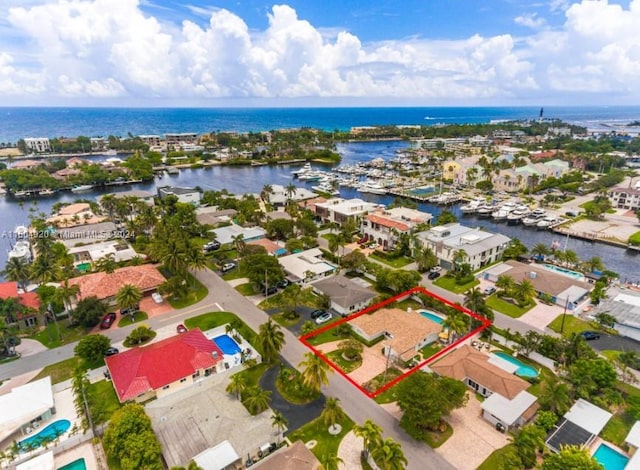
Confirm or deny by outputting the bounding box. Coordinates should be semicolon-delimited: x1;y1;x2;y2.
287;414;355;462
184;311;261;354
485;295;535;318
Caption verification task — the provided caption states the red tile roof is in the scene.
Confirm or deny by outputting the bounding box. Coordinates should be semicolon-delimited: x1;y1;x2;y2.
366;214;410;232
0;281;40;314
69;264;166;301
105;328;223;402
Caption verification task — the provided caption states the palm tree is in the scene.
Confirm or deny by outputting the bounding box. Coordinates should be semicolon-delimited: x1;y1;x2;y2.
285;183;297;202
514;279;536;304
415;247;438;272
321;397;346;432
261;184;274;204
225;373;246;400
243;386;272;414
353;420;383;457
100;193;118;218
371;438;407;470
563;250;580;268
442;311;469;343
530;243;551;260
116;284;142;317
583;256;604;274
270;411;288;443
451;249;468;272
30;254;56;285
2;257;31;290
231;234;246;258
258;319;285;363
301;320;316;336
539;377;572;415
464;287;485;312
93;253;118;273
299;352;332;392
54;279;80;318
320;454;344;470
495;274;515;295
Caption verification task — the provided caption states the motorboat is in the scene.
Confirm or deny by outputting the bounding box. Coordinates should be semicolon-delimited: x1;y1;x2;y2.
507;209;528;224
39;188;56;196
357;181;387;195
522;209;546;226
291;163;312;177
460;198;486;214
8;240;32;263
477;203;497;217
71;184;94;193
536;216;558;230
312;182;339;196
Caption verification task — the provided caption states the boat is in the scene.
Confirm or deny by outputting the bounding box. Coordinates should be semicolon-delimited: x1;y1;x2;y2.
506;209;528;224
536;216;558;230
492;207;511;221
312;182;339;196
71;184;94;193
8;240;32;263
39;188;56;196
477;203;497;217
357;181;387;195
11;190;30;198
291;163;312;177
104;149;118;156
460;198;486;214
166;167;180;175
522;209;546;226
298;171;323;182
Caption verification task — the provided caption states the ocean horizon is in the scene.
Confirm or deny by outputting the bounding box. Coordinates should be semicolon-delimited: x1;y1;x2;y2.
2;105;640;144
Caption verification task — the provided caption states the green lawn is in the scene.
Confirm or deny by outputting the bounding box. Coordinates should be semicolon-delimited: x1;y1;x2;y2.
305;326;350;345
485;295;535;318
400;418;453;448
87;379;122;425
287;414;355;460
629;231;640;246
31;357;81;384
374;383;400;404
326;350;362;374
272;312;302;328
547;314;594;337
601;411;636;447
117;311;148;327
275;369;321;404
184;311;261;354
168;272;208;309
235;282;258;296
433;276;479;294
477;444;518;470
30;318;87;349
602;350;621;361
231;362;271;388
419;343;443;360
259;287;325;311
368;252;414;268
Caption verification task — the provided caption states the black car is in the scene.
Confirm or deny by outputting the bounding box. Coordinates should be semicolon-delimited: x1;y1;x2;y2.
119;304;140;316
581;331;601;341
104;347;119;356
263;286;278;296
100;312;117;329
276;279;290;289
428;271;441;280
311;309;326;319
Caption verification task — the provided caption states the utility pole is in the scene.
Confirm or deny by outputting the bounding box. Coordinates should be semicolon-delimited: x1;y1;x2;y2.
560;296;571;334
382;332;394;384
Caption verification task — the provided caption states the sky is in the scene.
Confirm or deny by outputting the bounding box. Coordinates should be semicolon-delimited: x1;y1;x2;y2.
1;0;639;106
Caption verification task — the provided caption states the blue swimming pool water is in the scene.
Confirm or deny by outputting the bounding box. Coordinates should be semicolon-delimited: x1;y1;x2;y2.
213;334;242;355
493;352;539;378
58;458;87;470
593;443;629;470
542;263;584;280
18;419;70;451
419;310;445;324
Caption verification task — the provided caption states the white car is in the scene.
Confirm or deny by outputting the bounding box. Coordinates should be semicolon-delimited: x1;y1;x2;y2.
152;292;163;303
430;266;442;273
315;312;333;324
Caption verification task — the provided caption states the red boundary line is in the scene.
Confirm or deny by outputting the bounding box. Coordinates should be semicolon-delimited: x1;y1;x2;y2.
299;286;491;399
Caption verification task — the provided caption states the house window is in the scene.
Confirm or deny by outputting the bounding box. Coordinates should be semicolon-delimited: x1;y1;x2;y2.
162;385;170;390
180;378;187;383
25;317;37;327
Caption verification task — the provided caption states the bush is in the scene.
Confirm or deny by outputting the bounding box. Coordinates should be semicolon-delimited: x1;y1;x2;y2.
455;274;475;285
75;334;111;364
123;326;156;347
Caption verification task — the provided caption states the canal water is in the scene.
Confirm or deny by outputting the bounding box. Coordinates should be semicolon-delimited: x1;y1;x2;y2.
1;140;638;280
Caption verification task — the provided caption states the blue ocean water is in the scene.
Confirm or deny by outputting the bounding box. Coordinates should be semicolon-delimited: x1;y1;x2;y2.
2;106;640;142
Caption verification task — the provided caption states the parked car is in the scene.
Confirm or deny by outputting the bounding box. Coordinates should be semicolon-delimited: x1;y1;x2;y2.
368;242;379;249
152;292;163;303
203;241;221;252
483;286;497;295
263;285;278;296
100;312;117;329
315;312;333;324
311;309;326;319
428;271;441;280
119;304;140;316
581;331;601;341
430;266;442;273
276;279;290;289
221;262;236;273
176;324;188;334
104;347;119;356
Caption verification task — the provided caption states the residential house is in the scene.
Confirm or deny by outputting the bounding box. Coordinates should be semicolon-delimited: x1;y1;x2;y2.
247;238;288;257
417;223;510;271
492;169;523;192
0;377;55;446
442;156;482;186
480;390;539;431
46;202;105;228
193;441;242;470
105;328;225;402
481;260;592;310
23;138;51;153
0;281;40;328
430;345;530;399
361;207;432;250
68;264;166;304
210;223;266;245
278;248;336;284
164;133;198;149
139;135;163;148
350;308;442;362
269;184;317;207
52;168;82;180
313;198;379;226
625;422;640;468
196;207;238;226
609;186;640;210
252;440;321;470
66;157;89;168
12;159;43;170
545;399;612;452
109;189;156;206
157;186;201;205
311;275;376;316
55;221;118;248
595;292;640;342
67;240;140;268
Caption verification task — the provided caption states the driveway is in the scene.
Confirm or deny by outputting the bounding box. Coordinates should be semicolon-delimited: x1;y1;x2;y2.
519;302;564;331
435;393;509;470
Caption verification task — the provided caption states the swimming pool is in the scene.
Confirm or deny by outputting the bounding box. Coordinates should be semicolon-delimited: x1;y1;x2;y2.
213;334;242;355
58;458;87;470
419;310;445;324
542;264;585;280
593;443;629;470
493;352;539;378
18;419;70;451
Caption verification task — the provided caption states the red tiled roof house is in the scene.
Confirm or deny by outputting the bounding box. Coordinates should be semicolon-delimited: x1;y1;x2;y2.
0;281;40;328
105;328;224;402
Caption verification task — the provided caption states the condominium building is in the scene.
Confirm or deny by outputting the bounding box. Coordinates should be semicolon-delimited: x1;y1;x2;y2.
23;137;51;153
609;186;640;210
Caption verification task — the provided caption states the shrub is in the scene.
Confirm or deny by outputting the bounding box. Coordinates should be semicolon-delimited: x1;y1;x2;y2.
123;325;156;347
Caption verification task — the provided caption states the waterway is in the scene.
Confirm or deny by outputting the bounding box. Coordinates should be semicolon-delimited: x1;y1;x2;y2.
1;140;638;280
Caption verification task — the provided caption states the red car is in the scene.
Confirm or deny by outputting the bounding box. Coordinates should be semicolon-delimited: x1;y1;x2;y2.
176;324;187;334
100;312;117;329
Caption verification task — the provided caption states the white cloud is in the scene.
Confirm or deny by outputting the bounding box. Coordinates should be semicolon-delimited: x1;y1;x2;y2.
1;0;640;104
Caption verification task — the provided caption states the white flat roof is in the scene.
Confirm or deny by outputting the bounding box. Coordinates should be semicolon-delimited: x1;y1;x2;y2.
16;451;54;470
564;399;612;435
0;377;54;443
626;421;640;447
279;248;335;280
481;390;537;426
193;440;240;470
